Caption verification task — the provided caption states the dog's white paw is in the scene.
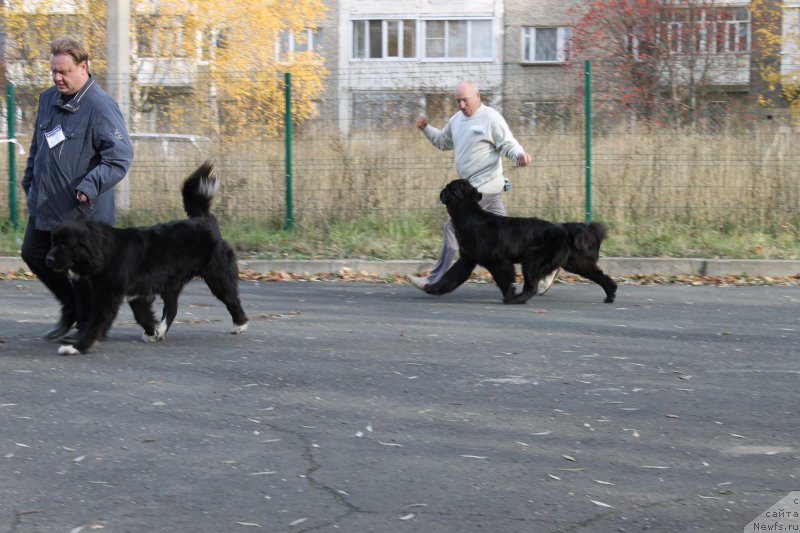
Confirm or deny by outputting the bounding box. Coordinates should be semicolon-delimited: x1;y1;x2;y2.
232;322;248;335
58;344;80;356
155;320;167;339
142;321;168;343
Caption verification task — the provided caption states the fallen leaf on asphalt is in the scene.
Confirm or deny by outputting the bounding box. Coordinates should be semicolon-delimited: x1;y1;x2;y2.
378;441;403;447
594;480;615;485
591;500;614;508
548;474;561;480
288;518;308;527
399;514;415;521
235;522;261;527
562;454;577;462
730;433;747;439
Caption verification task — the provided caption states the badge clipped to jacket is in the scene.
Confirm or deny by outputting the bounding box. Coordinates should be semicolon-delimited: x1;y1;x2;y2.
45;124;66;149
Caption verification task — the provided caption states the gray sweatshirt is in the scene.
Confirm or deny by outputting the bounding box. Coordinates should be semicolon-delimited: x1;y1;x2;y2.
422;104;525;191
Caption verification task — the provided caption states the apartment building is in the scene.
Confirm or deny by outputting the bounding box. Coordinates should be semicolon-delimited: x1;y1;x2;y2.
4;0;800;135
319;0;774;134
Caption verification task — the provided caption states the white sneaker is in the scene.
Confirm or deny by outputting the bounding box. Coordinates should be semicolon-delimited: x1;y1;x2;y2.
407;274;429;291
538;268;559;295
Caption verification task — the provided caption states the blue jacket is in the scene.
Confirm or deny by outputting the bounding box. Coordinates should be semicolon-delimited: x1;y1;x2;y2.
23;76;133;230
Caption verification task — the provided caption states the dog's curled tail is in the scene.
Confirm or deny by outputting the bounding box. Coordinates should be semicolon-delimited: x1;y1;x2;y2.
182;160;219;218
588;221;608;243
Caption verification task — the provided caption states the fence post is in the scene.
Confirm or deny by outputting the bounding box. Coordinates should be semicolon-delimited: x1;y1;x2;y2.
584;60;592;224
6;82;19;229
284;72;294;231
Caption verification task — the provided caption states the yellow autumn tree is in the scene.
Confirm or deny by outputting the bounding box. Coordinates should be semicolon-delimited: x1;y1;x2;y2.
1;0;329;138
1;0;107;102
751;0;800;117
134;0;329;138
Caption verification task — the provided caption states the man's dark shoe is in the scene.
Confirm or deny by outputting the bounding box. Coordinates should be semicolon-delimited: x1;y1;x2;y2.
44;318;75;341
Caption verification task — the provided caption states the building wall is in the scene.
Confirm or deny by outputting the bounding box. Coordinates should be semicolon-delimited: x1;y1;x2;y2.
502;0;585;132
331;0;506;134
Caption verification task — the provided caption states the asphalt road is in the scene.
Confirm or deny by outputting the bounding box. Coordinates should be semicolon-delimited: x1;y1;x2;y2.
0;279;798;532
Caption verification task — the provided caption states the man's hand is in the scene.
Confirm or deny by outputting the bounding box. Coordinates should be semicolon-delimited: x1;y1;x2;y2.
416;115;429;130
76;192;89;204
516;153;532;167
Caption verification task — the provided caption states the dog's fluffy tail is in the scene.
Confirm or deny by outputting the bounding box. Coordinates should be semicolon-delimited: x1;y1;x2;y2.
587;222;607;243
182;160;219;218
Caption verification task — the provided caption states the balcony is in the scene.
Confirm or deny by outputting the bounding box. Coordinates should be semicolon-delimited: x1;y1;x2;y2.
135;57;198;88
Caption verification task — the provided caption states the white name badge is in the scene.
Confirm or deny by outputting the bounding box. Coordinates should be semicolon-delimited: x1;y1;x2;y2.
45;125;66;149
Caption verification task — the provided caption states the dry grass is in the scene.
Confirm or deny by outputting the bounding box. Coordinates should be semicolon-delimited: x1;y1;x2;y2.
1;124;798;259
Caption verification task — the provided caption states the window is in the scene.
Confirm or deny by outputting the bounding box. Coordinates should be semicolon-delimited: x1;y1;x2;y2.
521;101;569;133
352;19;417;59
664;7;750;55
136;15;187;58
702;100;728;133
352;92;420;130
277;29;318;62
424;19;492;59
522;27;571;63
711;8;749;53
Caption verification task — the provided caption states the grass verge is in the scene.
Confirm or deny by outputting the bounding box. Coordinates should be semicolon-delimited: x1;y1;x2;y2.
0;215;798;260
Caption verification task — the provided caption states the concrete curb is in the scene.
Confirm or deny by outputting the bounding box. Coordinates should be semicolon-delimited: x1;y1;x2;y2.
2;256;798;278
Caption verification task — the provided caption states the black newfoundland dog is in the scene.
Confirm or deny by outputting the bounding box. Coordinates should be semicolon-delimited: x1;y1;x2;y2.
46;161;248;355
423;179;617;304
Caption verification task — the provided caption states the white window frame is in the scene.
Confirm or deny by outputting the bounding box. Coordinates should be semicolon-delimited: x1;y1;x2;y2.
422;18;493;61
351;19;417;60
665;7;750;55
521;26;571;64
276;29;317;62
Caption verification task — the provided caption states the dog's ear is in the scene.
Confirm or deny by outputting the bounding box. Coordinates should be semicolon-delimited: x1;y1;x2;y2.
440;187;449;205
458;181;481;203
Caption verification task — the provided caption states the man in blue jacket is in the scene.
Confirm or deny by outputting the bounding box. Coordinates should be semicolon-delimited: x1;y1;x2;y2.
22;36;133;344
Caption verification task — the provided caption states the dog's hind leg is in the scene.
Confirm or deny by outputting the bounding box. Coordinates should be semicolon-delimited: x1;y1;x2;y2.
203;273;249;334
202;248;248;333
565;264;618;303
129;296;161;342
155;286;183;339
424;257;476;295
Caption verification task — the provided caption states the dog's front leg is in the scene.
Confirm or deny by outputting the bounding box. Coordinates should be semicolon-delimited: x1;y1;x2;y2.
504;286;535;305
58;295;121;355
425;258;476;295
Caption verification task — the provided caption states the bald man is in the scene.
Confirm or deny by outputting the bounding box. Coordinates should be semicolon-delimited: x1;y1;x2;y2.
409;81;558;295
